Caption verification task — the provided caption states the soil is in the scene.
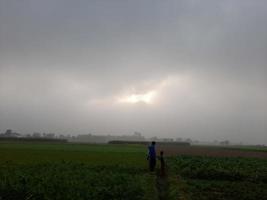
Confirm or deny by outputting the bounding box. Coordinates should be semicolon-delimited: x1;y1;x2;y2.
156;145;267;158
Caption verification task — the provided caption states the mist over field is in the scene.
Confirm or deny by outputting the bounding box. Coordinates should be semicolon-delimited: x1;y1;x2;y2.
0;0;266;144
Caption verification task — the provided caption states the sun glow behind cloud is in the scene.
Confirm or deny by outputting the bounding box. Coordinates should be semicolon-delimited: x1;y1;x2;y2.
118;90;157;104
116;75;189;105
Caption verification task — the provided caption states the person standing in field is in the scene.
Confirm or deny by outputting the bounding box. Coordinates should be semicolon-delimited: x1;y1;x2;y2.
158;151;165;176
147;141;156;172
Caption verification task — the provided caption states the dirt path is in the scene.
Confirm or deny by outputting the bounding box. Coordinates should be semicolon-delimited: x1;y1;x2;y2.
156;170;169;200
154;159;191;200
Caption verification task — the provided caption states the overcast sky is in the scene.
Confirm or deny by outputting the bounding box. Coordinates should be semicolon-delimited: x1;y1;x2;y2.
0;0;266;144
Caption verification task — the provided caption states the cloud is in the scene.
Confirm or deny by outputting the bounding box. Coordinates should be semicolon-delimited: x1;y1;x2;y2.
0;0;266;144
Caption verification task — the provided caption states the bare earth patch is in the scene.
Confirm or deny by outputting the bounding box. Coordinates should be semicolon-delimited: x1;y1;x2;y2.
157;145;267;158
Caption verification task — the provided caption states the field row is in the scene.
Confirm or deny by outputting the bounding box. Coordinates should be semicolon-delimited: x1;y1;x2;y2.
167;156;267;200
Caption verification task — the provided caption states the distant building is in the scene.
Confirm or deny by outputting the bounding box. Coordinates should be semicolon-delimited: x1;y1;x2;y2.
70;132;146;143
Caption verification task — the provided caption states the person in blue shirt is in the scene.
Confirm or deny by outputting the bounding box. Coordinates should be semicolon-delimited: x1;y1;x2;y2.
147;141;156;172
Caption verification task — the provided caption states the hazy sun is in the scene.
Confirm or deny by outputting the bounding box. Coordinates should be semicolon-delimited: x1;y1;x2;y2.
118;91;156;104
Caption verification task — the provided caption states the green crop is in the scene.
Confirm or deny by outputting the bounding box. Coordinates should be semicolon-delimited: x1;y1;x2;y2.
167;155;267;200
2;142;267;200
0;143;156;200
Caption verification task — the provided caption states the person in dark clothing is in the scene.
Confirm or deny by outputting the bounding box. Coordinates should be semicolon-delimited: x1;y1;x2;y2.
158;151;165;176
147;141;156;172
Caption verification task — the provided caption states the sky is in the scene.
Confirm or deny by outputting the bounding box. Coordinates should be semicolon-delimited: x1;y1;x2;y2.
0;0;266;144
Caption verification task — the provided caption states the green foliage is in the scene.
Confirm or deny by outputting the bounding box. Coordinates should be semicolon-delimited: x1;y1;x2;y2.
169;156;267;182
3;143;266;200
186;180;267;200
0;143;154;200
0;163;149;200
168;156;267;200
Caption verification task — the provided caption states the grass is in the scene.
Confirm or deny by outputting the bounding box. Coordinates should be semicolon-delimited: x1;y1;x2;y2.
0;142;157;200
1;142;267;200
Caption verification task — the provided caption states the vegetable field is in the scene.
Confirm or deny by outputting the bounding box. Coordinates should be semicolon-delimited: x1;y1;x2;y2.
168;156;267;200
0;142;267;200
0;143;158;200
